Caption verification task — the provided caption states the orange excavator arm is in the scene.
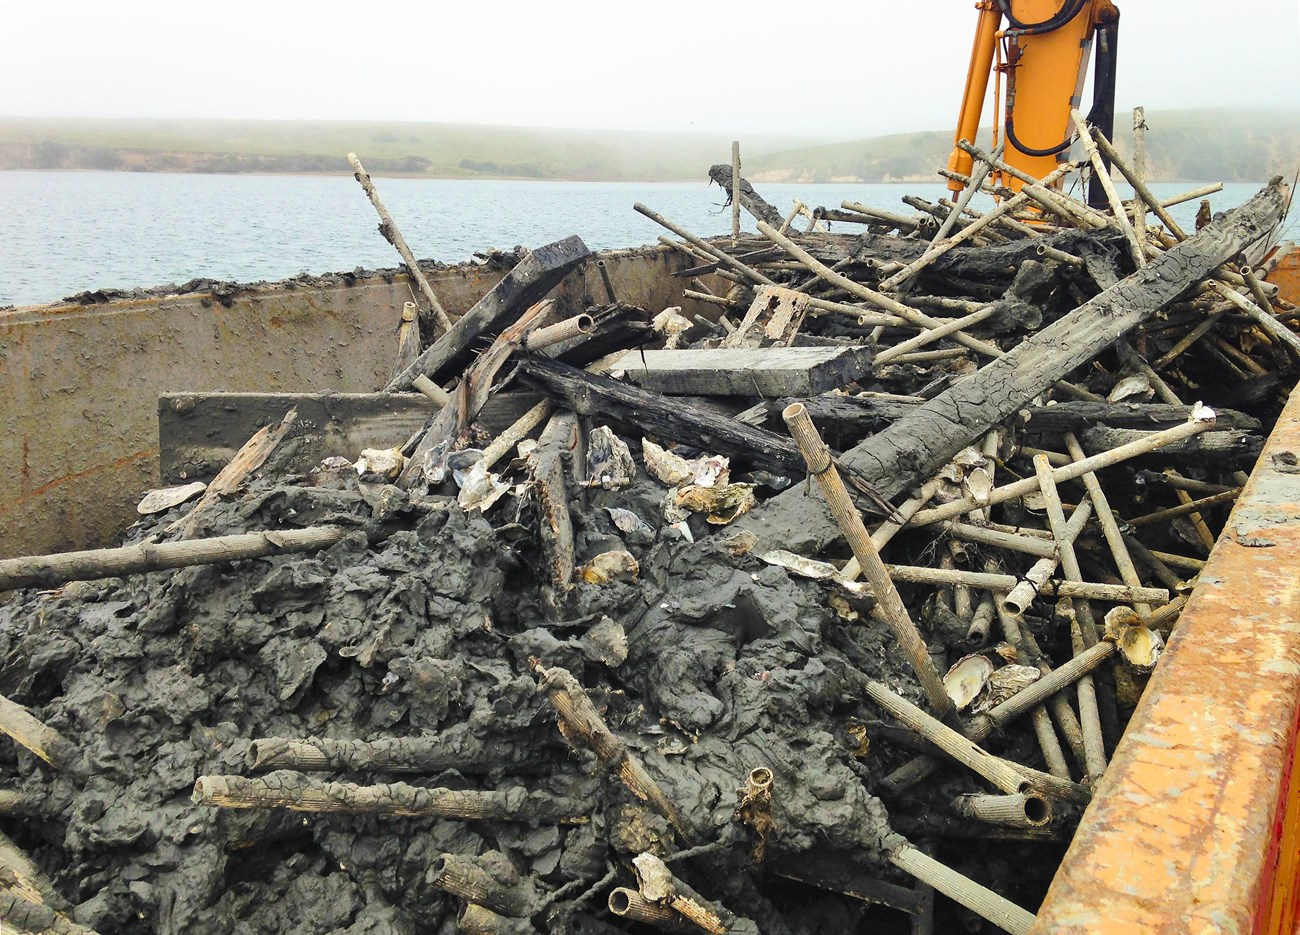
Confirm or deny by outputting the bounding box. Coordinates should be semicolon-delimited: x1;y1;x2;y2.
947;0;1120;199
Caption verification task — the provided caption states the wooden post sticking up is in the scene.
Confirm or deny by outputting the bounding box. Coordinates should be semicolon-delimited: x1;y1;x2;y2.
731;141;741;243
1133;107;1148;251
347;152;454;334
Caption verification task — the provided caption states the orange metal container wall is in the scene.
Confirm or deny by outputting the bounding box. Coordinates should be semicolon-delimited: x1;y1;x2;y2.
1032;376;1300;933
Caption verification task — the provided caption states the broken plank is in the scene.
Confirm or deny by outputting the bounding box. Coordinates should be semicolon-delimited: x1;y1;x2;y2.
613;346;873;397
518;356;810;477
159;392;540;484
730;182;1290;553
707;164;784;227
385;236;591;391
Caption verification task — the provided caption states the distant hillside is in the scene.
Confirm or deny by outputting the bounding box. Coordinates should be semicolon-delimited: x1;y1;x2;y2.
745;108;1300;183
0;109;1295;182
0;118;822;182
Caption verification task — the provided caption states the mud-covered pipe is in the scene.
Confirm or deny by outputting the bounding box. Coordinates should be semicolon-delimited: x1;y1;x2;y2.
524;314;596;351
966;595;996;645
888;842;1035;935
951;792;1052;829
596;258;618;303
431;853;534;918
457;903;536;935
1035;242;1086;267
783;403;952;720
192;773;585;823
608;888;679;926
0;525;349;592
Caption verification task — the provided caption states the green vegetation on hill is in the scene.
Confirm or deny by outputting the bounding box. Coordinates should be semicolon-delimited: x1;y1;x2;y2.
0;109;1295;182
0;117;820;181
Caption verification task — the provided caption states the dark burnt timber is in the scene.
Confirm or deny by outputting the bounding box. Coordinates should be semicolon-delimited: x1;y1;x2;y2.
518;355;811;477
613;346;874;397
386;235;591;391
708;163;784;227
733;182;1289;553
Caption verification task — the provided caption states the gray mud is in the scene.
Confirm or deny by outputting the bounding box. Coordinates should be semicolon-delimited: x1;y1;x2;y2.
0;430;934;934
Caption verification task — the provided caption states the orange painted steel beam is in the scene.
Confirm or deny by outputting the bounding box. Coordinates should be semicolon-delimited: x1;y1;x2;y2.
1033;381;1300;933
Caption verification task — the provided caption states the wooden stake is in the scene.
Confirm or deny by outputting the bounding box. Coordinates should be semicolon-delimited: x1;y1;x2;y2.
731;141;741;243
783;404;952;719
1069;111;1146;268
1034;456;1108;782
535;664;692;842
347;153;453;334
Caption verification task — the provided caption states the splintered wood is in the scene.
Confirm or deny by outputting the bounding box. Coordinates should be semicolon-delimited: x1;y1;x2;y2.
0;124;1294;935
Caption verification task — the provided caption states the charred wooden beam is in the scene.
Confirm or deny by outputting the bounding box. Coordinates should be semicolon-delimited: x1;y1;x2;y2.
518;356;811;478
613;346;873;397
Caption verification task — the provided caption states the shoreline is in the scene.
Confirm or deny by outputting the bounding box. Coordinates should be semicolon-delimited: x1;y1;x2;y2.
0;165;1240;186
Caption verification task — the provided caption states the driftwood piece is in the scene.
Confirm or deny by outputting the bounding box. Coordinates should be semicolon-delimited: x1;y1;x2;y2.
783;404;952;719
159;392;542;484
0;891;100;935
386;236;591;390
0;826;71;910
246;728;549;775
347;153;453;334
0;695;86;779
530;413;578;596
734;182;1289;552
0;526;349;592
192;772;585;823
707;164;783;227
613;346;872;397
535;664;691;842
519;356;809;477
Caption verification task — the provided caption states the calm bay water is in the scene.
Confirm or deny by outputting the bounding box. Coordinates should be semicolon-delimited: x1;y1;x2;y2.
0;170;1293;308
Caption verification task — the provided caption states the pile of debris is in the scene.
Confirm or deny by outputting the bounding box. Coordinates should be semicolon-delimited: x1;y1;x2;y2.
0;137;1293;935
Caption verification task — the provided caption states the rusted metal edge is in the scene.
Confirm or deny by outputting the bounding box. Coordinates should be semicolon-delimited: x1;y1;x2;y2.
1033;363;1300;932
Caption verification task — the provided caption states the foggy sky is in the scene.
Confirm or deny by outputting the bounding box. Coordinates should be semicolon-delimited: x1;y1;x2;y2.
4;0;1298;138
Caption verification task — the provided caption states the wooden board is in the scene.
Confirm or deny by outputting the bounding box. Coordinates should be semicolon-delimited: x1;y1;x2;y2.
158;392;539;483
612;346;873;397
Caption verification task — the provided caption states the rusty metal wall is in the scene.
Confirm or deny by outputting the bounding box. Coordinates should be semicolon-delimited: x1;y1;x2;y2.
0;246;699;557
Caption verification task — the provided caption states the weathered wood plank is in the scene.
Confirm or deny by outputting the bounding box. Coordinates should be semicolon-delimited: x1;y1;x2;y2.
613;346;873;397
385;235;591;391
731;182;1289;553
159;392;539;483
